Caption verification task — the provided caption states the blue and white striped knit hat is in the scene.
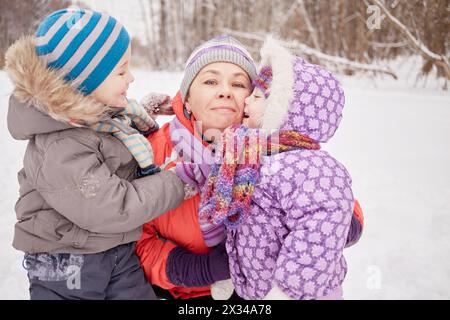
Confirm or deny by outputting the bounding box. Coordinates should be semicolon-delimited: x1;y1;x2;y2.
35;7;130;95
180;35;257;102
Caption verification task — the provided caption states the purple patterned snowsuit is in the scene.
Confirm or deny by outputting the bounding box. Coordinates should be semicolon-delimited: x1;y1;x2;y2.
227;44;354;300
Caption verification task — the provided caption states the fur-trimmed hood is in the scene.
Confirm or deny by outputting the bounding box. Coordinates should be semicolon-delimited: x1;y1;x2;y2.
5;36;111;140
259;37;345;143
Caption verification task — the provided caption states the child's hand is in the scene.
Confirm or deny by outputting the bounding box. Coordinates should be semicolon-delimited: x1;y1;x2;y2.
136;164;161;178
183;184;198;200
167;165;198;200
140;93;174;119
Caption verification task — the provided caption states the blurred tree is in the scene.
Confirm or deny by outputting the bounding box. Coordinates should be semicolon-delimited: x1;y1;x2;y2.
0;0;71;68
1;0;448;84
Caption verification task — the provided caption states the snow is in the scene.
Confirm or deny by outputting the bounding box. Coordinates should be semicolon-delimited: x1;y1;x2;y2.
330;75;450;299
0;65;449;299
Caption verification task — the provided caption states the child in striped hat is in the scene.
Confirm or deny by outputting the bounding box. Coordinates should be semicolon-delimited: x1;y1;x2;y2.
34;6;160;176
5;7;186;299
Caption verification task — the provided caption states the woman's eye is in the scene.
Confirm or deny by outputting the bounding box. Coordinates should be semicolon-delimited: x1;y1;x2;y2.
233;83;246;88
204;80;217;85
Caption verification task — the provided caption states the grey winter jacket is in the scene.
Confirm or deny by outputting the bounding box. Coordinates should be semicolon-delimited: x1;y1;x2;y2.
5;36;185;254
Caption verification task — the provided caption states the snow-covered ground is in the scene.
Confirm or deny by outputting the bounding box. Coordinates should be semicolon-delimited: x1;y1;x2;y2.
0;65;449;299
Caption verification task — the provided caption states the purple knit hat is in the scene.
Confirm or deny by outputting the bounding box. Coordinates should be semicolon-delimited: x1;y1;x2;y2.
252;65;273;98
180;35;257;102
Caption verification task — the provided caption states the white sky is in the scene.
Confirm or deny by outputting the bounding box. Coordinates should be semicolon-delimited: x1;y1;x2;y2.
74;0;150;43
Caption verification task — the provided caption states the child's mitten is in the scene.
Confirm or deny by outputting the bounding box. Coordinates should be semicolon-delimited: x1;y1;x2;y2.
140;93;174;118
137;164;161;178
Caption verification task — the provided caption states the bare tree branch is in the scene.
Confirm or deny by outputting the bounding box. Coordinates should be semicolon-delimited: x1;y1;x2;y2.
297;0;321;51
368;0;450;79
222;29;398;79
369;41;409;49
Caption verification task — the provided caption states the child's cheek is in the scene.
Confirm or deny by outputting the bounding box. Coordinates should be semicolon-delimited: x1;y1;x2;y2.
115;96;127;108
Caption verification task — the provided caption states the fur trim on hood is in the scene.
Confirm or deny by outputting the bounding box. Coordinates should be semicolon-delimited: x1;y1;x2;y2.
5;35;111;125
257;36;345;143
259;37;295;132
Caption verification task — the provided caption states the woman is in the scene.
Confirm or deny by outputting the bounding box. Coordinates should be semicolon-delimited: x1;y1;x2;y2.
135;35;257;299
137;35;364;300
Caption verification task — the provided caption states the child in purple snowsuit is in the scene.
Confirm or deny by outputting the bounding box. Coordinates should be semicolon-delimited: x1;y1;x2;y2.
199;38;356;300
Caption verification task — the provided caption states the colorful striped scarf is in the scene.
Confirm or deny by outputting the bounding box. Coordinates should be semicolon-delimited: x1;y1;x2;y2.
199;124;320;229
91;99;159;172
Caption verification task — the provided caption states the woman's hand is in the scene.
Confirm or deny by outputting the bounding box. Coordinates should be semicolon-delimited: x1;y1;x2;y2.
166;242;231;288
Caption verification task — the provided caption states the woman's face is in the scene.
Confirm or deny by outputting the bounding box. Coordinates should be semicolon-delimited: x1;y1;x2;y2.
186;62;252;137
243;88;267;128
